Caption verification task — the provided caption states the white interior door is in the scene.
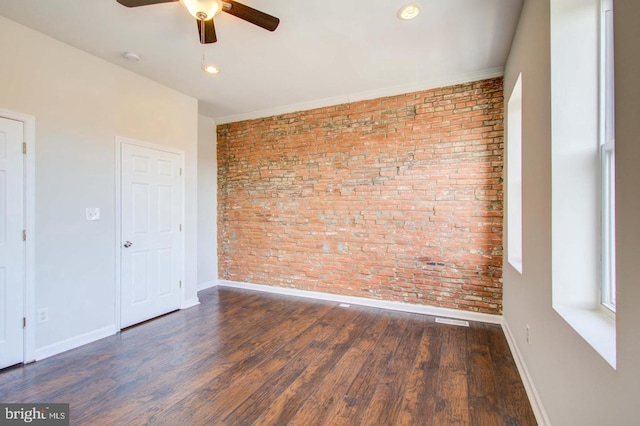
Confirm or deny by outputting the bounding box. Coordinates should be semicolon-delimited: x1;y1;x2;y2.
0;117;24;369
120;142;183;329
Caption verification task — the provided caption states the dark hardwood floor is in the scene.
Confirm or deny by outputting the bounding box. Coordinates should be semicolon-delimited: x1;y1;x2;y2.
0;287;537;425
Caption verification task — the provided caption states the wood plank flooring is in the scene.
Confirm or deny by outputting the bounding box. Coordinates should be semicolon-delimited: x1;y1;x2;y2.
0;287;537;425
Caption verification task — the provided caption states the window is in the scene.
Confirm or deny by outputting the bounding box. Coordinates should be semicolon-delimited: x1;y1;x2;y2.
550;0;616;367
507;74;523;273
599;0;615;313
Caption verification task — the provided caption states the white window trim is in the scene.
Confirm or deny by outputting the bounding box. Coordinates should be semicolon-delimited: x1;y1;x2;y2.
555;306;616;365
550;0;616;369
507;74;523;274
599;0;616;314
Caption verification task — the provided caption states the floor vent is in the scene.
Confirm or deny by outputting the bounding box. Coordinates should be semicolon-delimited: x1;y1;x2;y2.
338;303;350;308
435;317;470;327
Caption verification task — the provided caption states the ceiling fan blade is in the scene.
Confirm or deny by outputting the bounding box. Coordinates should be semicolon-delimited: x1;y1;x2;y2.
197;18;217;44
222;1;280;32
116;0;177;7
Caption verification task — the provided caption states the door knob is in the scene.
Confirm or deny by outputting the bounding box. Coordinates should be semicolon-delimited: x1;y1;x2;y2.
124;241;133;248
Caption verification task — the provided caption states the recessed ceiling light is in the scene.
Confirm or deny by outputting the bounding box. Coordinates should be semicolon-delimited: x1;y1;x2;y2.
398;3;420;20
203;64;220;74
122;51;140;62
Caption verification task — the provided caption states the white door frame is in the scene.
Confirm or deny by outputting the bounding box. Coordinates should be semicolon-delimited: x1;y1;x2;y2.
114;136;186;331
0;108;36;364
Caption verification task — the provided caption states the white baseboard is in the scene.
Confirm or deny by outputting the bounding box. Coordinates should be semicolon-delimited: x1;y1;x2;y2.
217;279;502;325
181;297;200;309
34;324;118;361
197;280;218;291
502;319;550;426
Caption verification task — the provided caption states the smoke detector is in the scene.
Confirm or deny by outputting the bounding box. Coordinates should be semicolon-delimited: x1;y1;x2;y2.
122;51;141;62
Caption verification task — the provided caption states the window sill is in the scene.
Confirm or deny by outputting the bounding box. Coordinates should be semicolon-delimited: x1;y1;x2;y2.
508;256;523;274
554;305;616;369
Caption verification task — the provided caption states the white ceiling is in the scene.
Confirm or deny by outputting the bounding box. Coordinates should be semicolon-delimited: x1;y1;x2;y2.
0;0;523;123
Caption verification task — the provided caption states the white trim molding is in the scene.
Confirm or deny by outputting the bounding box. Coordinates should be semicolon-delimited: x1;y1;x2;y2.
214;67;504;124
217;280;502;325
181;298;200;309
502;319;551;426
34;325;118;361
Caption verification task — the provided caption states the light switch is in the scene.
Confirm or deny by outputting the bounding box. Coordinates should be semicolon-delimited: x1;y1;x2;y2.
86;208;100;221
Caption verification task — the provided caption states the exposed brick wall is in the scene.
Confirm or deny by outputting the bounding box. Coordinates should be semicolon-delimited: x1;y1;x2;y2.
217;78;504;314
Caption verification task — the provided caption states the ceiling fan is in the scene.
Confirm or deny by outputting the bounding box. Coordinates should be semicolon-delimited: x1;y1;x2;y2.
116;0;280;44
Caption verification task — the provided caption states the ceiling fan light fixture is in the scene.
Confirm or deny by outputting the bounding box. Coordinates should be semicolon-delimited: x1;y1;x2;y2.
179;0;221;20
398;3;420;20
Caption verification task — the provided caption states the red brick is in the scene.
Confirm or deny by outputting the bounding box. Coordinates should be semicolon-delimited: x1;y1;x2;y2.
217;78;504;315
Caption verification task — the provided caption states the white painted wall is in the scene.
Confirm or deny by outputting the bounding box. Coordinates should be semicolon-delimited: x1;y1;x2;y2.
503;0;640;424
0;16;198;356
197;115;218;290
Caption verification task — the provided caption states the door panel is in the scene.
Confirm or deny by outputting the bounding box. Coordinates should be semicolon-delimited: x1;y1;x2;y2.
157;186;173;232
157;248;172;296
131;251;150;304
0;117;24;369
121;143;182;328
132;183;150;234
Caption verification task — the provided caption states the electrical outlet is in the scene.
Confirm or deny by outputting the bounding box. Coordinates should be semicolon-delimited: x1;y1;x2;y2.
37;308;49;323
526;324;530;344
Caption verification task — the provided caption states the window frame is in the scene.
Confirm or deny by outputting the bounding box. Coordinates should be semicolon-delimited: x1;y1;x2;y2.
550;0;617;368
599;0;615;314
507;73;523;274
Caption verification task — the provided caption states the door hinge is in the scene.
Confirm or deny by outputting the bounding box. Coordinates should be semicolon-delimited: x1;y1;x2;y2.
179;224;182;232
179;280;182;288
23;230;27;241
23;142;27;154
23;317;26;328
179;168;182;176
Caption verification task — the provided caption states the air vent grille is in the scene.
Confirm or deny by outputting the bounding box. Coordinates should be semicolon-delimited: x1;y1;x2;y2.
435;317;470;327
